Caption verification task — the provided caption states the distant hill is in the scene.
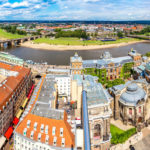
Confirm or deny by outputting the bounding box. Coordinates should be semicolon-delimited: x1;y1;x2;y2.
0;20;150;24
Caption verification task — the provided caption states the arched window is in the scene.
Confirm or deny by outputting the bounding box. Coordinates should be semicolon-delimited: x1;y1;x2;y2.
93;124;101;140
139;106;141;113
129;108;132;115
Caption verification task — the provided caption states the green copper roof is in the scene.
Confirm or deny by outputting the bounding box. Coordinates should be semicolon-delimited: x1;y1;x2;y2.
0;52;24;65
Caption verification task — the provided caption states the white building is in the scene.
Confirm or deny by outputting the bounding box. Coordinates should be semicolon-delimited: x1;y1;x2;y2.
55;75;71;102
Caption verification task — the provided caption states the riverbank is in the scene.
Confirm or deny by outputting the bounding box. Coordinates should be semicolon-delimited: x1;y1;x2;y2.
21;40;148;51
0;29;25;40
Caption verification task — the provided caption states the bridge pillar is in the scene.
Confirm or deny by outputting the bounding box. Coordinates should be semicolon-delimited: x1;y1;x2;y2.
0;43;4;49
21;39;24;43
11;40;15;47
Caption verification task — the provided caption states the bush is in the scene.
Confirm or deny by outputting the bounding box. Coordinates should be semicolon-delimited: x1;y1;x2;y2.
111;126;136;144
106;79;125;88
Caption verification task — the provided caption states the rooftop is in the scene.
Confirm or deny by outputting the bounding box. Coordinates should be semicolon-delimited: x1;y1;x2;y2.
70;52;82;63
15;74;75;148
0;52;24;65
83;55;132;68
83;75;110;106
0;62;30;111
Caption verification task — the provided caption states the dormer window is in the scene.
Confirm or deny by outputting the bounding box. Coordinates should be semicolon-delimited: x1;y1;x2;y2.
30;131;34;139
38;133;41;141
52;127;56;136
45;125;48;134
45;135;49;144
61;138;65;147
27;120;31;128
53;137;57;146
60;128;63;137
34;122;37;131
23;128;27;136
40;124;44;133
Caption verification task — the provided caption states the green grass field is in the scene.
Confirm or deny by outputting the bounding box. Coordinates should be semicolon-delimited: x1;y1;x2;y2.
110;124;124;136
110;124;136;144
34;37;141;46
0;29;25;39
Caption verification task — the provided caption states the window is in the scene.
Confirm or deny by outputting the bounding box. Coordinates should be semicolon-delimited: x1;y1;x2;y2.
23;128;27;136
38;133;41;141
27;120;31;128
30;131;34;139
139;106;141;113
129;108;132;115
61;138;65;147
52;127;56;136
40;124;44;133
60;128;63;137
45;125;48;134
53;137;57;146
34;122;37;131
45;135;49;144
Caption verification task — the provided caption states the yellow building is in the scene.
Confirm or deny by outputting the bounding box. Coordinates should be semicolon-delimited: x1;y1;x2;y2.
70;52;83;75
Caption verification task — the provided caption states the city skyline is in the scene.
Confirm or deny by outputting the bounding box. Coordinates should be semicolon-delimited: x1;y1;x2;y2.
0;0;150;20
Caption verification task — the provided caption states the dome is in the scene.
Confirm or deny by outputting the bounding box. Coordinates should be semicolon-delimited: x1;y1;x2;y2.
127;83;138;91
119;83;146;106
145;62;150;71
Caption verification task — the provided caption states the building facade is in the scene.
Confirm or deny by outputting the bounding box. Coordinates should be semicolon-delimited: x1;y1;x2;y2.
83;75;112;150
70;53;83;75
0;52;24;66
55;75;71;102
70;50;142;81
14;75;75;150
109;80;150;127
0;62;32;137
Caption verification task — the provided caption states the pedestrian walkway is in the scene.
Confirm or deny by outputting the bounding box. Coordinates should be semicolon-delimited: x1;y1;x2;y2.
111;118;134;131
133;134;150;150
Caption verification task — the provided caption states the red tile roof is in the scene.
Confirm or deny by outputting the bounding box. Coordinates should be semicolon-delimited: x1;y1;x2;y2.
0;62;31;111
15;75;75;148
16;113;75;148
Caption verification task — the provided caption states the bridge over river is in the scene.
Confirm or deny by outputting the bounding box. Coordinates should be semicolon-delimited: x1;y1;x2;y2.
0;35;42;49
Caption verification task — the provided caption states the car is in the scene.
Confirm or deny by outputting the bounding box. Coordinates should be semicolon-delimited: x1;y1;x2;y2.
129;145;135;150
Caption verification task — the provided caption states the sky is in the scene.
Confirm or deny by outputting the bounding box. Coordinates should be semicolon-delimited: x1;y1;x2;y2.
0;0;150;20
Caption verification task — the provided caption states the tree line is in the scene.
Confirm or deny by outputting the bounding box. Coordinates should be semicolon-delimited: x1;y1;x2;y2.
55;29;88;39
1;25;27;35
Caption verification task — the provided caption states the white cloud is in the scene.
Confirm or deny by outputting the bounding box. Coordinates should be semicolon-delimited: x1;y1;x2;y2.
0;0;150;20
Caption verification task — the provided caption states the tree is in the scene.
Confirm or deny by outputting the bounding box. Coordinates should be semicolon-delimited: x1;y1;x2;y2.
117;31;123;38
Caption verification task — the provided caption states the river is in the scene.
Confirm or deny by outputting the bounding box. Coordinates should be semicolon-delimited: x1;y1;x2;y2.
4;42;150;65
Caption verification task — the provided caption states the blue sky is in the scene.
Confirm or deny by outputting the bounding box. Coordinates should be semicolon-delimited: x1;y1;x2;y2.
0;0;150;20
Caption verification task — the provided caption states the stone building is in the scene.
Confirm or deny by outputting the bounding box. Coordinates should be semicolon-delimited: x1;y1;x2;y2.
70;50;142;81
0;62;32;137
82;75;112;150
128;49;142;67
109;80;150;127
70;52;83;75
14;75;75;150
